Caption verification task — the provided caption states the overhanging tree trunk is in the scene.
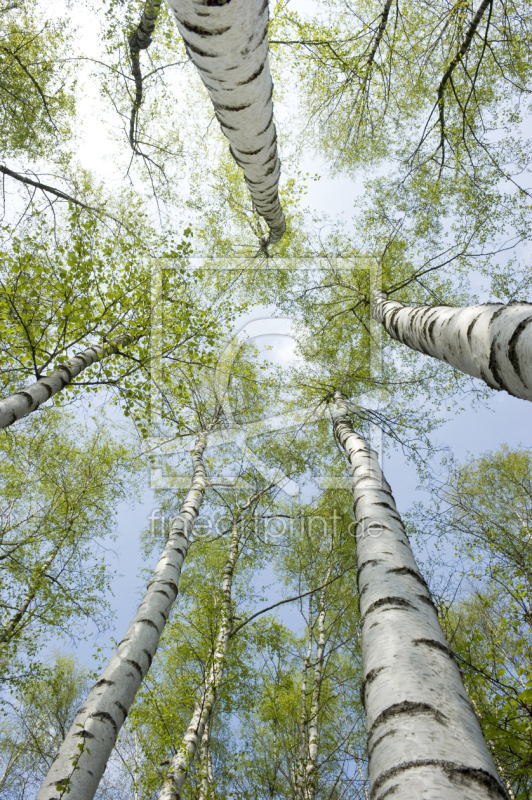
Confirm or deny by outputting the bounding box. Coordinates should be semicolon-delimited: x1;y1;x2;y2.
158;521;240;800
0;334;137;430
331;393;506;800
372;290;532;401
36;429;210;800
129;0;162;151
166;0;286;247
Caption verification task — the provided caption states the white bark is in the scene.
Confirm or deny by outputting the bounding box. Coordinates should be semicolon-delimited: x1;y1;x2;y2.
0;334;134;430
166;0;286;246
305;580;328;800
36;430;209;800
331;393;506;800
158;522;240;800
294;608;313;800
372;290;532;401
197;720;212;800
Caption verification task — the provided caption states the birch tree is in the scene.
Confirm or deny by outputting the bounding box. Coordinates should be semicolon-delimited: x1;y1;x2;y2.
331;392;506;800
36;423;212;800
166;0;286;247
371;290;532;402
157;479;279;799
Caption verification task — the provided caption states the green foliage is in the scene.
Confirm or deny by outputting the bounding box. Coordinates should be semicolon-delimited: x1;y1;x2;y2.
0;651;90;799
409;445;532;797
0;408;137;686
0;0;76;159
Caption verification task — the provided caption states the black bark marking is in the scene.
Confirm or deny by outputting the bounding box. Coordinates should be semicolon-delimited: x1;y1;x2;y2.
183;38;217;57
508;314;532;386
89;710;118;734
114;700;128;718
356;560;382;591
234;145;265;156
360;666;385;710
488;333;505;390
387;566;427;589
94;679;115;688
137;618;160;632
39;381;54;400
154;589;170;599
413;637;453;658
369;701;447;737
368;728;398;759
73;728;95;738
215;101;252;112
371;760;506;800
361;596;416;625
237;62;264;85
15;390;35;408
180;20;230;36
257;112;273;135
417;593;437;609
126;659;143;677
466;313;481;346
143;648;153;667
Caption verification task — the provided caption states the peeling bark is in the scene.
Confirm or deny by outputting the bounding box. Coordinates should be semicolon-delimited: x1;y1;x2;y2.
36;430;210;800
372;291;532;401
331;393;506;800
158;522;240;800
165;0;286;247
0;334;137;430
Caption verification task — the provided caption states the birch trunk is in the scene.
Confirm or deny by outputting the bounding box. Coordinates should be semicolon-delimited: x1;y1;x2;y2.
158;522;240;800
305;580;328;800
371;290;532;401
36;429;209;800
294;602;313;800
197;720;213;800
129;0;162;149
0;334;135;430
331;393;506;800
166;0;286;247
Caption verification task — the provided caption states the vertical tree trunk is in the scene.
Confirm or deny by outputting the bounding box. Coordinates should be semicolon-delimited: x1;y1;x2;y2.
294;602;313;800
36;429;210;800
305;580;328;800
331;393;506;800
0;334;136;430
166;0;286;247
198;720;213;800
371;290;532;401
158;522;240;800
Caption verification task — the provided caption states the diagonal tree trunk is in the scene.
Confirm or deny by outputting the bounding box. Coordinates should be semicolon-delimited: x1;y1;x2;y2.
372;290;532;401
36;428;210;800
0;333;137;430
166;0;286;247
128;0;163;151
331;392;506;800
158;521;240;800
